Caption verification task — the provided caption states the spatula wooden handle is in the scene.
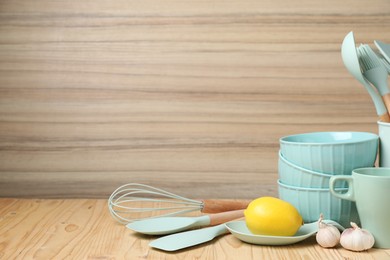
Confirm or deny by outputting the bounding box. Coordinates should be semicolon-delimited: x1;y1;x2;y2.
200;199;250;213
208;209;245;226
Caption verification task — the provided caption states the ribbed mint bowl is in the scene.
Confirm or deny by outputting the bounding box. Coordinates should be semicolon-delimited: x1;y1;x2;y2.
278;180;360;227
278;151;347;188
279;132;378;175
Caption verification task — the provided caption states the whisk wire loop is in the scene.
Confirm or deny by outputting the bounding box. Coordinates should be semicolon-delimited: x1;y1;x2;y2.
108;183;204;224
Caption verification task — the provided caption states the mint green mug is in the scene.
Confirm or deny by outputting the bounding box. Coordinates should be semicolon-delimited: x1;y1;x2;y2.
378;121;390;167
329;168;390;248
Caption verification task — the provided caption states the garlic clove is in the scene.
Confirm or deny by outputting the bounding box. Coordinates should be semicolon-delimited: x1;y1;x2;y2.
316;213;341;248
340;222;375;252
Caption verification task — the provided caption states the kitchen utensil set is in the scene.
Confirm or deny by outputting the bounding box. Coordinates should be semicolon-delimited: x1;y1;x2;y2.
108;183;249;224
357;44;390;112
342;31;390;122
342;32;390;167
108;183;345;251
341;32;390;122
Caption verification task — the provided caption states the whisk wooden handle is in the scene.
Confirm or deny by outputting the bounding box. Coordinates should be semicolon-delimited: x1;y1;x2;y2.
209;210;245;226
201;199;250;213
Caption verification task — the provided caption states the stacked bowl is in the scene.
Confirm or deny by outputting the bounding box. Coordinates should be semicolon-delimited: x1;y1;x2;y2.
278;132;379;227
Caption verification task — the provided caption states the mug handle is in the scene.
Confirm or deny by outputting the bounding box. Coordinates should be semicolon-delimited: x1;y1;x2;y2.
329;175;355;201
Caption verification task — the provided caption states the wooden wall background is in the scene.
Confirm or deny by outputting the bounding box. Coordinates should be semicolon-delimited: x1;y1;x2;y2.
1;0;390;199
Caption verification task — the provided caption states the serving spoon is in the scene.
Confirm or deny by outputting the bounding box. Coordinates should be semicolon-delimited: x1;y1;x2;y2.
341;31;390;122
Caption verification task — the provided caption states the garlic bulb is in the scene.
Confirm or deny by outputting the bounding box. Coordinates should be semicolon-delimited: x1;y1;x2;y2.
316;214;340;248
340;222;375;252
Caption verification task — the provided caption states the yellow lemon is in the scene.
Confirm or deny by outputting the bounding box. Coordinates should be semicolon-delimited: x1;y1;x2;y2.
244;197;303;236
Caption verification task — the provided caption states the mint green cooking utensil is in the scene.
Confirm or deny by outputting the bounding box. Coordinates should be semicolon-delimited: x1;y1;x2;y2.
380;57;390;73
357;44;390;114
341;31;390;122
149;224;228;251
149;220;344;251
372;41;390;73
375;40;390;65
126;209;244;235
108;183;249;224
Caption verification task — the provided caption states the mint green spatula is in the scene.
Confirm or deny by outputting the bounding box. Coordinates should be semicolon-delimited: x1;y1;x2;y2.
375;40;390;65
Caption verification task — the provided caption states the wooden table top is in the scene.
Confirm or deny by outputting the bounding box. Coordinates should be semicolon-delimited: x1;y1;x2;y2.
1;198;389;259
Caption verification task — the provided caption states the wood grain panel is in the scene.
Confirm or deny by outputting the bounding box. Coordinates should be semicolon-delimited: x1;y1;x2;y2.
1;0;390;198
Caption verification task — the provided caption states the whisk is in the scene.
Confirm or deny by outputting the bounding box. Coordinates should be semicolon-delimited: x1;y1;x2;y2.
108;183;250;224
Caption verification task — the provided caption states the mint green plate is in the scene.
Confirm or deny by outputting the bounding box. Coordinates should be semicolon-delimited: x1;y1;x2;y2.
225;220;344;246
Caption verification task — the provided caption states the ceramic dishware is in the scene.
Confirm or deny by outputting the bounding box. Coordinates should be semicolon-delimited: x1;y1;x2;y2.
341;31;389;122
357;44;390;113
126;209;244;235
378;121;390;167
278;151;347;188
329;167;390;248
278;180;359;227
279;132;378;174
225;220;344;246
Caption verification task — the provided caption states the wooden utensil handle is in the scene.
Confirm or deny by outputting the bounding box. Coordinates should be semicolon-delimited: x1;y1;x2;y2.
379;112;390;123
209;210;245;226
201;199;250;213
381;94;390;122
